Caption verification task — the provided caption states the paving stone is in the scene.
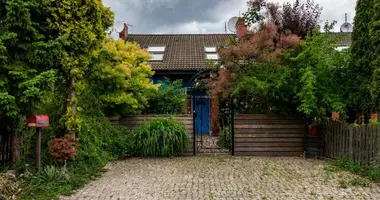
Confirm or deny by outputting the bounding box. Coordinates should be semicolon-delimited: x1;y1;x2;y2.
60;156;380;200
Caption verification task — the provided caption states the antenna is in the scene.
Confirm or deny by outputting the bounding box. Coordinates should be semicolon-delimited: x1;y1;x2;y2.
340;13;353;33
227;17;239;32
345;13;348;23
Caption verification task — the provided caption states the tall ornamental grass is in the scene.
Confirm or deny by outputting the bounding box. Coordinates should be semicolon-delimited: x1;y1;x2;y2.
132;118;189;157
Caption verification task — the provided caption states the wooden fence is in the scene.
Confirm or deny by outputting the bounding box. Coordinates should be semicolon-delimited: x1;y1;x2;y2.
119;115;194;156
0;133;12;164
234;114;307;156
323;121;380;165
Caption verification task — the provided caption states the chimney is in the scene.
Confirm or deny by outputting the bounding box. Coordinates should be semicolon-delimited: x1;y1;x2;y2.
119;23;128;41
236;18;247;38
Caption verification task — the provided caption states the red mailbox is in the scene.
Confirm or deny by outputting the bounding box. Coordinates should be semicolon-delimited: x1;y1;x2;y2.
27;115;49;128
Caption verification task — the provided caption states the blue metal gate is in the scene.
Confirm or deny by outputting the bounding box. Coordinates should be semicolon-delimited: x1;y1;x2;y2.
193;97;210;134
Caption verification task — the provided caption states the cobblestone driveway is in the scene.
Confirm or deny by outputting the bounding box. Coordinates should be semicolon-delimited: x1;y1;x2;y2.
61;156;380;200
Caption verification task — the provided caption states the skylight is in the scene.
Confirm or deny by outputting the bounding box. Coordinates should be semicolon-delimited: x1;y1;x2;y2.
150;54;164;61
148;46;165;61
205;46;218;60
205;46;219;60
206;53;219;60
205;46;217;53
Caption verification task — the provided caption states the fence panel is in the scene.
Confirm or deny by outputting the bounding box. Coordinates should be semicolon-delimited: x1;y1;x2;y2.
234;114;306;156
0;132;12;165
323;121;380;166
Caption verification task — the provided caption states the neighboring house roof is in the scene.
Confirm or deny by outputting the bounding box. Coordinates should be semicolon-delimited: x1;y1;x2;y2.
126;34;234;71
331;32;352;46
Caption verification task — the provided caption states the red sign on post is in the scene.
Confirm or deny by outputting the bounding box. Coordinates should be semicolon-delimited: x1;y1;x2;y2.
27;115;49;128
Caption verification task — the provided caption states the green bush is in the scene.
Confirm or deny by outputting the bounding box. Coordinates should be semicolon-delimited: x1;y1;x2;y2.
217;126;232;149
132;118;189;157
143;79;186;114
77;116;133;164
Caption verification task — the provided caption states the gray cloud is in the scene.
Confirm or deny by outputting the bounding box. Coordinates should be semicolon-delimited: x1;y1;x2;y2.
103;0;357;34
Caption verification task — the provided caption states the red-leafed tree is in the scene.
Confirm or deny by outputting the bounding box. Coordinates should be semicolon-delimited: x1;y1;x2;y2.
244;0;322;38
206;0;349;118
206;22;301;114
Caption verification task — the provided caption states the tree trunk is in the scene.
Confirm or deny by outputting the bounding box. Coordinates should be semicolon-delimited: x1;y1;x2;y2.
11;131;21;163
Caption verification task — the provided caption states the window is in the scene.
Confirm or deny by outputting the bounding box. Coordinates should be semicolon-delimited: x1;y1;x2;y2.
148;46;165;61
148;46;165;52
206;53;219;60
335;46;350;52
205;47;217;52
150;54;164;61
205;46;218;60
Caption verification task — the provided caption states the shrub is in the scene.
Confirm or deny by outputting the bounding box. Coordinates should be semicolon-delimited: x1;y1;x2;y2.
76;116;133;164
0;173;20;200
143;79;186;114
49;135;79;163
217;126;232;149
132;118;189;157
34;165;70;184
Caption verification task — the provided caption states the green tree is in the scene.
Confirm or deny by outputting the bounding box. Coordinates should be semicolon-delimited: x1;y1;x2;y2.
0;0;58;161
348;0;375;115
287;29;350;119
40;0;113;135
0;0;113;161
370;1;380;109
87;39;156;116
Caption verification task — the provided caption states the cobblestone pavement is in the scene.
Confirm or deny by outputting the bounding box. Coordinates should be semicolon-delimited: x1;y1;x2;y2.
61;156;380;200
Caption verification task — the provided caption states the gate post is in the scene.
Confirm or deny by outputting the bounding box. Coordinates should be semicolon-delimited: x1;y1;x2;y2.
231;98;235;156
192;96;196;156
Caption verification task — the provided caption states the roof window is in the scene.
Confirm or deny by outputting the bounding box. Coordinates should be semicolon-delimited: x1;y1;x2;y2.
148;46;165;61
205;46;218;60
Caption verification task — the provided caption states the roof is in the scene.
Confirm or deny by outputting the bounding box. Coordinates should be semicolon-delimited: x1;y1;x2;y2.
331;32;352;46
126;34;234;71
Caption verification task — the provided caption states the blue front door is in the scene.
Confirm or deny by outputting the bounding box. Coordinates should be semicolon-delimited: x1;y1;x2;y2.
193;97;210;134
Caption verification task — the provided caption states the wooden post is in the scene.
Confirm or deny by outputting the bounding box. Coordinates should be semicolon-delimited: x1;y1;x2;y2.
348;126;353;160
36;127;42;172
231;98;235;156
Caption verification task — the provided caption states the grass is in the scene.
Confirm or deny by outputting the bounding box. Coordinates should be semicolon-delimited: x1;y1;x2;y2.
326;157;380;182
132;118;189;157
324;157;380;188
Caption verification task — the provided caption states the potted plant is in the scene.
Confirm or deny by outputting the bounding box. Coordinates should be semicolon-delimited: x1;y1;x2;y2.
308;118;321;136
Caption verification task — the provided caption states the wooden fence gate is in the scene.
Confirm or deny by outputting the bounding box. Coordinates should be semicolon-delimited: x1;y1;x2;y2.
233;114;306;156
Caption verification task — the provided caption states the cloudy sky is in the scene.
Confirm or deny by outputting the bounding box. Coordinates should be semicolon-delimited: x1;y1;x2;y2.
103;0;356;34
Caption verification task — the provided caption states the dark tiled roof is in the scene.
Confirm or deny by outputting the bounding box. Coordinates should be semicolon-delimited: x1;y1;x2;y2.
126;34;234;71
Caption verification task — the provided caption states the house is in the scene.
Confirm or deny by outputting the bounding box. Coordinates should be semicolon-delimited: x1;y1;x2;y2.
118;19;353;133
119;19;248;135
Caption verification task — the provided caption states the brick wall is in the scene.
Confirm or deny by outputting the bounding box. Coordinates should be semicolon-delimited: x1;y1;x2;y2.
210;98;220;136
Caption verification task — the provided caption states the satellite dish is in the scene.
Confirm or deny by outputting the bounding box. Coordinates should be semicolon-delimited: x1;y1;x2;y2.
227;17;239;32
340;13;353;33
340;22;353;33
